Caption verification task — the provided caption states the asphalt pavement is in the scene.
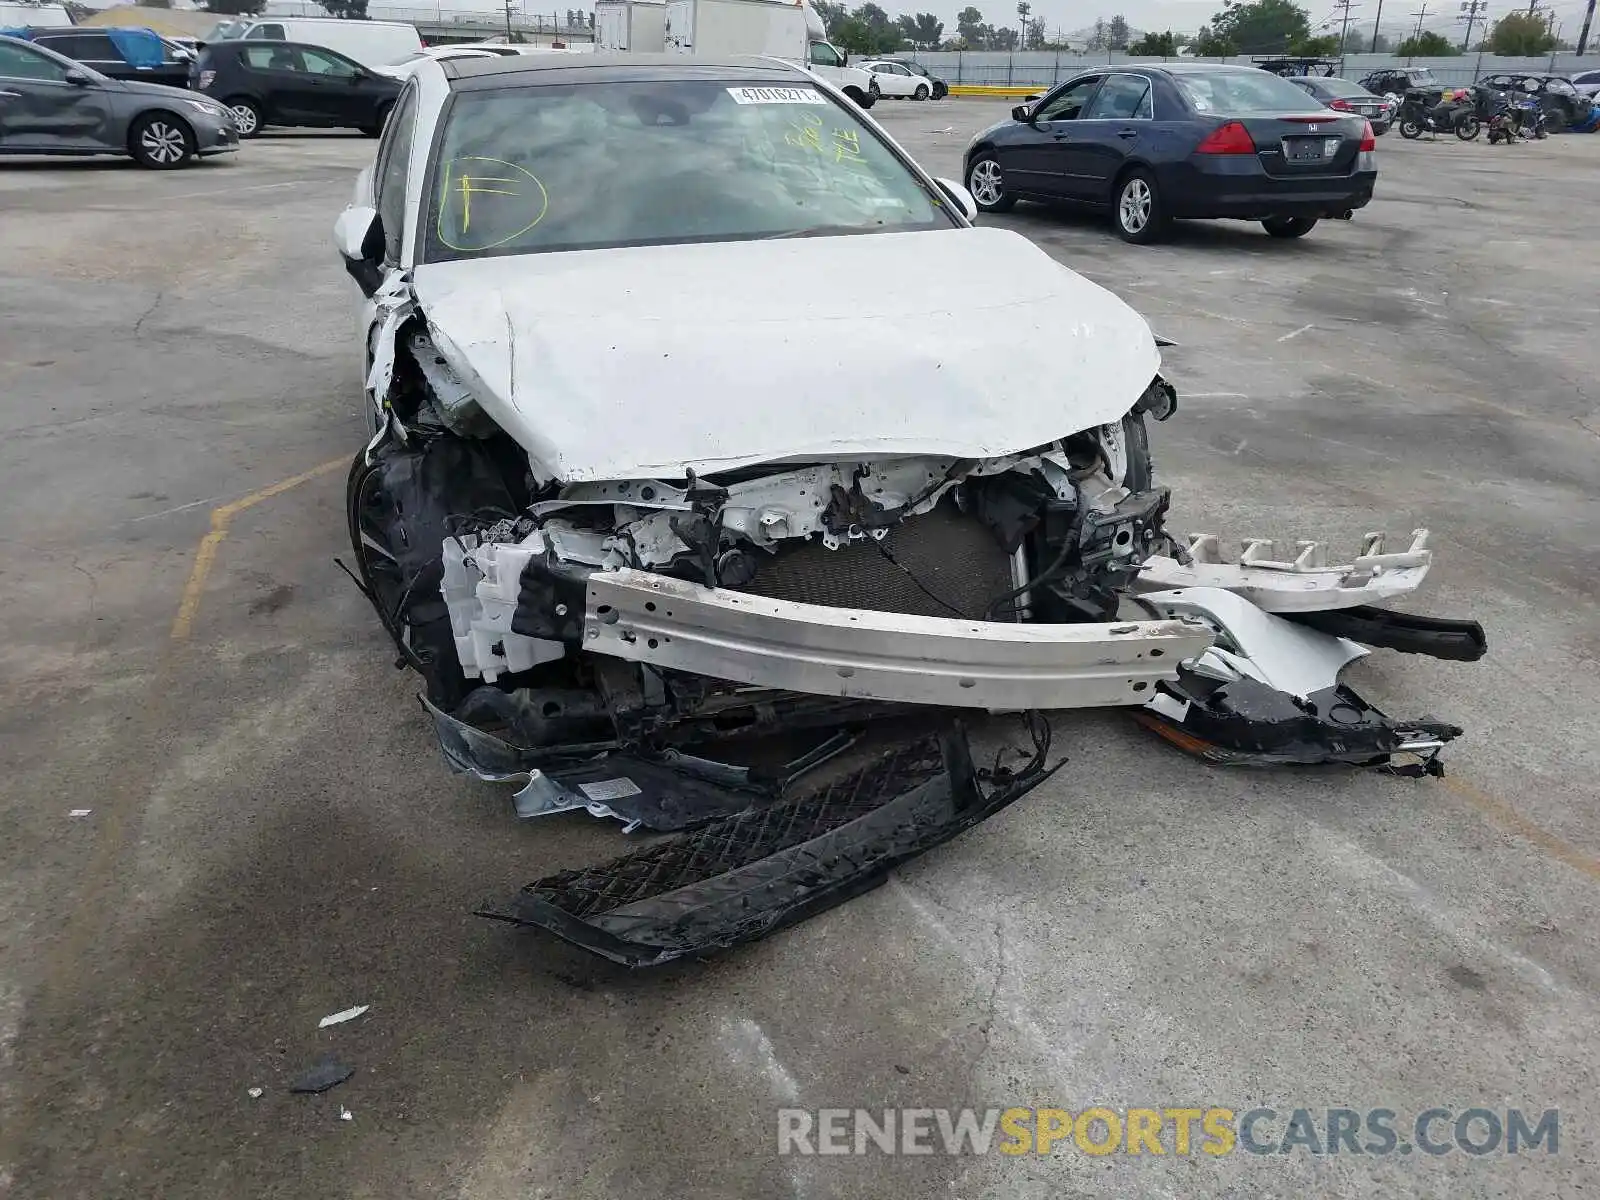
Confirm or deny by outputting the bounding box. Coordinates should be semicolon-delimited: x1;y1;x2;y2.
1;106;1596;1198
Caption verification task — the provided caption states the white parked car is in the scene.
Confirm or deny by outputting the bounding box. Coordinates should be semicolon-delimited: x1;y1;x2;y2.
856;58;936;100
329;53;1476;966
1571;69;1600;101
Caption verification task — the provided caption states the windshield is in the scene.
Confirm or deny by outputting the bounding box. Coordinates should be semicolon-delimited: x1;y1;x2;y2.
1315;77;1375;98
1176;69;1329;113
424;80;950;262
1409;68;1437;84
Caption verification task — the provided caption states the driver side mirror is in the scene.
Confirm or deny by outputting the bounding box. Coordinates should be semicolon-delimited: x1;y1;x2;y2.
64;68;92;87
333;205;385;297
1011;103;1034;122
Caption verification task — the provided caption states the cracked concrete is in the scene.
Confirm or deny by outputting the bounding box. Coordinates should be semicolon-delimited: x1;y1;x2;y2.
0;114;1596;1198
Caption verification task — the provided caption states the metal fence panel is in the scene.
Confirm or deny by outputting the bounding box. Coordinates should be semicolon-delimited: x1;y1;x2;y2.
898;49;1600;89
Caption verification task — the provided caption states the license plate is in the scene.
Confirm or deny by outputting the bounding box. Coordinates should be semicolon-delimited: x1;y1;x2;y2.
1284;137;1343;161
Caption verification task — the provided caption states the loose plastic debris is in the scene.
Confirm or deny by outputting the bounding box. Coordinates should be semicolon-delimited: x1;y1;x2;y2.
339;1106;354;1122
289;1056;355;1094
247;1087;264;1099
318;1005;369;1028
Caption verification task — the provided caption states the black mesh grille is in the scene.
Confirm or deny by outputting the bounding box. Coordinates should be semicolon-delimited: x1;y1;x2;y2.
738;506;1013;620
521;739;946;919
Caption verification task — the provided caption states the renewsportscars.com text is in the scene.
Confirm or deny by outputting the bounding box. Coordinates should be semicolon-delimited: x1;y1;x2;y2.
777;1106;1559;1157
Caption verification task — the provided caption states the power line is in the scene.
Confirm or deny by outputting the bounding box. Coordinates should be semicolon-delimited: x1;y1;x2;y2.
1332;0;1360;62
1455;0;1488;49
1410;1;1430;42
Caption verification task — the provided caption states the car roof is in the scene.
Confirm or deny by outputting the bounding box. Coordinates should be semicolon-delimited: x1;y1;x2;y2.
441;53;810;87
1120;61;1291;76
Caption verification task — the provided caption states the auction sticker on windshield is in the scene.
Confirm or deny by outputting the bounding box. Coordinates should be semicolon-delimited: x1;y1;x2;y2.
727;86;828;104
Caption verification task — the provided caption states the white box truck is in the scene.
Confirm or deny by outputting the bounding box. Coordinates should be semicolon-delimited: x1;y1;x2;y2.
595;0;668;52
663;0;877;107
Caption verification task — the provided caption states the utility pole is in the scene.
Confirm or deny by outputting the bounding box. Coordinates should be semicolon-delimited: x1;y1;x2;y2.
503;0;515;40
1332;0;1360;71
1457;0;1488;49
1370;0;1385;51
1407;1;1428;58
1579;0;1595;53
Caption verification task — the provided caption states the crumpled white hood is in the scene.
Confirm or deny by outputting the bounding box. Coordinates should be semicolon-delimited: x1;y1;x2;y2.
412;226;1159;482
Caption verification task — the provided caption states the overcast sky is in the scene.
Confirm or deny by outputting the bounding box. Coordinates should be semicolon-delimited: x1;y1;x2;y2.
290;0;1598;43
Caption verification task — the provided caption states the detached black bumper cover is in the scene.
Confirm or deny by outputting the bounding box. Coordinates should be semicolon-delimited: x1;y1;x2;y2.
478;727;1056;967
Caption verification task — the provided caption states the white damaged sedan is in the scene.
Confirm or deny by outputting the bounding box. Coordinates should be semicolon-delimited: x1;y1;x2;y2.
334;54;1480;965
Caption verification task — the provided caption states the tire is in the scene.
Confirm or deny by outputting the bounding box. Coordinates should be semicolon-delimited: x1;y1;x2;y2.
1096;409;1152;491
224;96;262;138
360;102;393;137
1113;168;1165;244
1262;216;1318;239
1455;116;1481;140
843;86;874;110
129;112;195;169
965;153;1014;213
1399;118;1421;139
914;83;929;101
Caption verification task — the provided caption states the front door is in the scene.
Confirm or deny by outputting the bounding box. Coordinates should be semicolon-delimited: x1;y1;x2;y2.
1001;75;1103;198
297;46;376;127
0;41;110;151
1067;72;1154;201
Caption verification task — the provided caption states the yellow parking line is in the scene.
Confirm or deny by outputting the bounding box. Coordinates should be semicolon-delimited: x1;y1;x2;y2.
1441;775;1600;883
169;456;348;641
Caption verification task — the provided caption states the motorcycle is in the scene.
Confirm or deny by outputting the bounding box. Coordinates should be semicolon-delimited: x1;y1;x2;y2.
1396;86;1475;139
1484;93;1518;145
1511;97;1548;139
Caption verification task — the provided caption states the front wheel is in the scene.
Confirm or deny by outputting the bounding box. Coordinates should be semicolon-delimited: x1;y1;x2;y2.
965;153;1014;213
1399;118;1422;139
1113;169;1166;244
359;102;392;137
913;83;929;101
1455;116;1481;140
129;112;195;169
223;96;262;138
1096;409;1152;492
1262;216;1318;239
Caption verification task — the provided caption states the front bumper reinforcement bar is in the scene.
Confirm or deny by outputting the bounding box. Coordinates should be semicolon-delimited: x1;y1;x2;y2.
583;568;1214;710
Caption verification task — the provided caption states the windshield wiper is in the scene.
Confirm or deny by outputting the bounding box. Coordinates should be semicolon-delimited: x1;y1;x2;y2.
761;223;885;240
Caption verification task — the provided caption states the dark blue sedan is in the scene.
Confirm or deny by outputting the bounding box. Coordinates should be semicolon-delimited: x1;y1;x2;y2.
963;63;1377;244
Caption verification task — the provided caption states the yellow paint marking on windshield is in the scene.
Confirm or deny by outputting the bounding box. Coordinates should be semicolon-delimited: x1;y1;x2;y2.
436;155;549;252
457;174;524;233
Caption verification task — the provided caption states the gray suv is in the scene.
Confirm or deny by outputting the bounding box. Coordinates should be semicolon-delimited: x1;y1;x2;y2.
0;35;238;169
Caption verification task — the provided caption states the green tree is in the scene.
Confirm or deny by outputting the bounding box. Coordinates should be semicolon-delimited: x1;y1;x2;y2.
1086;16;1107;48
1395;30;1458;54
202;0;267;13
319;0;368;17
1025;15;1045;46
912;11;943;46
1106;14;1131;49
1287;32;1338;53
811;0;847;35
1128;29;1179;54
1344;28;1388;52
1191;23;1237;54
1209;0;1311;54
1486;11;1555;54
956;5;984;43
